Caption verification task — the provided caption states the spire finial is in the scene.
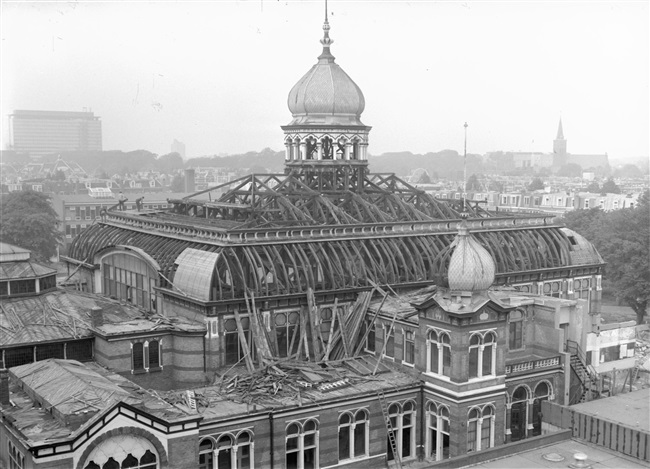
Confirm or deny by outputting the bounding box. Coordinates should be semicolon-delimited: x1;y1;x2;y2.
319;0;335;62
463;122;468;215
556;117;565;140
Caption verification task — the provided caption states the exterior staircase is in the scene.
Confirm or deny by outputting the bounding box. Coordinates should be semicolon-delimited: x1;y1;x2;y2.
567;340;603;403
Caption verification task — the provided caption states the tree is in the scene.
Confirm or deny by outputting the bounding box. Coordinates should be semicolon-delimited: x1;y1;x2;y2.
563;190;650;324
527;177;545;191
0;191;62;261
585;181;600;193
601;177;621;194
156;152;184;173
466;174;481;191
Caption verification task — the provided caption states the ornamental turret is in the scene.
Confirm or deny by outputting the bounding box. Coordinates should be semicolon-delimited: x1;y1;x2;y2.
281;5;371;192
447;221;496;294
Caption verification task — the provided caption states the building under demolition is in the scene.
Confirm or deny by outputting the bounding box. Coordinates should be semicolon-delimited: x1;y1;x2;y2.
0;11;625;469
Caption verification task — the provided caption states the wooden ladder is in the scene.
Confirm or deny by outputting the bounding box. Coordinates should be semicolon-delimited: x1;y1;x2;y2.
378;390;402;469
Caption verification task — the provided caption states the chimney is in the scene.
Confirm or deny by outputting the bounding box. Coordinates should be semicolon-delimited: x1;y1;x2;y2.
0;369;9;406
91;306;104;328
184;169;195;193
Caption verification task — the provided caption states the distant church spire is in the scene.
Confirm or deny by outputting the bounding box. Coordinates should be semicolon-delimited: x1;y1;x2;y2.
556;118;565;140
318;0;335;62
553;117;567;156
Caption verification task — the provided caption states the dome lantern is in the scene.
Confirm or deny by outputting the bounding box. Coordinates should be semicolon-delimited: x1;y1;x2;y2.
281;5;372;193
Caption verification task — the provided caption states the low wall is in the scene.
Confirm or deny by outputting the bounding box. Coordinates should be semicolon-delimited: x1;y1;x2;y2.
428;430;572;468
542;400;649;461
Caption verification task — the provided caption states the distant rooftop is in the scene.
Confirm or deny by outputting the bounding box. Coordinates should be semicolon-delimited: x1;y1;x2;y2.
11;110;100;120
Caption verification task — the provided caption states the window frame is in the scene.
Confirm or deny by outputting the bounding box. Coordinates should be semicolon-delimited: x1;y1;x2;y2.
425;401;450;461
427;328;451;378
8;440;25;469
338;408;369;462
285;419;319;469
402;329;415;366
468;330;497;379
387;401;417;462
467;405;495;452
131;338;163;374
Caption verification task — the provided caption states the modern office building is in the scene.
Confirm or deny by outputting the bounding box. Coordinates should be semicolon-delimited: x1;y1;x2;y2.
8;110;102;156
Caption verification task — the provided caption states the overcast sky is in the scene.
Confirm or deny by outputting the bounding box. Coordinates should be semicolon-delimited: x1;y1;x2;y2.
1;1;648;162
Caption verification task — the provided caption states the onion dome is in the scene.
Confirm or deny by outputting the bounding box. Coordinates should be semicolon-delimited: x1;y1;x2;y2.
287;12;365;126
447;221;496;292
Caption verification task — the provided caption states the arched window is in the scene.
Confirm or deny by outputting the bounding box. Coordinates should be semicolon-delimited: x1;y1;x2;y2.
216;434;234;469
469;331;496;378
387;401;416;461
425;401;450;461
103;458;119;469
102;252;158;311
533;382;552;436
467;408;480;452
148;340;160;369
132;342;144;372
338;409;368;461
83;436;158;469
286;420;319;469
132;340;163;373
428;330;451;377
236;431;253;468
204;431;253;469
467;405;494;452
121;454;138;468
139;451;157;469
9;441;25;469
510;386;530;441
480;406;494;450
199;438;214;469
321;137;333;160
482;333;496;376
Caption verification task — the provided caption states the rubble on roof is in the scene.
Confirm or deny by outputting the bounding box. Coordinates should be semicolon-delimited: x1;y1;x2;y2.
157;355;418;416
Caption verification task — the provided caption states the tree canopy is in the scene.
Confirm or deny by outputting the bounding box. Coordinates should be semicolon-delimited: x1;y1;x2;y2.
0;191;63;261
527;177;545;191
562;190;650;324
466;174;482;191
601;177;621;194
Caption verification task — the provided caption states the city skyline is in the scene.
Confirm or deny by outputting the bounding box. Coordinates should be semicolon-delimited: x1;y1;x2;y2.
1;1;648;161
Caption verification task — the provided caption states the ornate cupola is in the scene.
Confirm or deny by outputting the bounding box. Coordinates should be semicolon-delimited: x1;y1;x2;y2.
281;4;371;193
447;220;496;295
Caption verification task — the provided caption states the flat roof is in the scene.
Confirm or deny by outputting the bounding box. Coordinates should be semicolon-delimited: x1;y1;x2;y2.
568;387;650;431
466;438;647;468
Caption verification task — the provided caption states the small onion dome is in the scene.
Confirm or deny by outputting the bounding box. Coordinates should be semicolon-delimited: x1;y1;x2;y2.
287;16;365;126
447;221;496;292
